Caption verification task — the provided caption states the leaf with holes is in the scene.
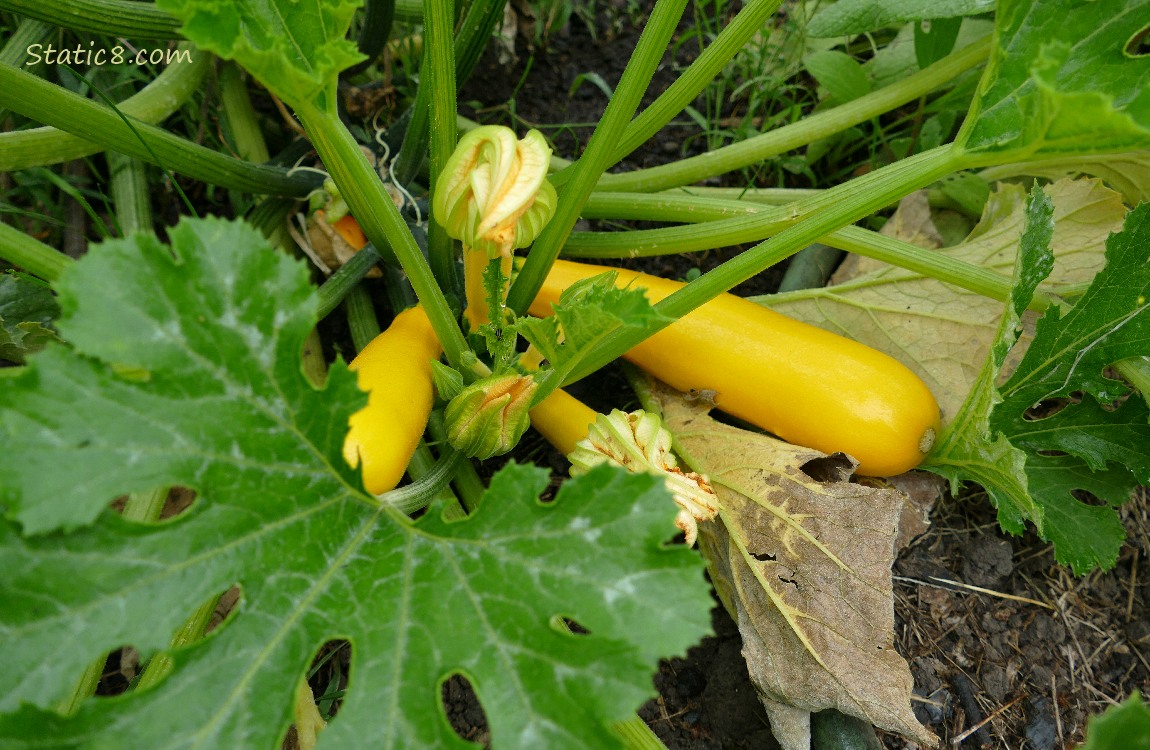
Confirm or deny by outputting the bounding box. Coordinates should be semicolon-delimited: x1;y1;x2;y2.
0;216;712;749
927;194;1150;574
957;0;1150;159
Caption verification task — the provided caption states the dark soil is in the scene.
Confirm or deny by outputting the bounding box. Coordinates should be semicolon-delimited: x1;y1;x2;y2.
450;7;1150;750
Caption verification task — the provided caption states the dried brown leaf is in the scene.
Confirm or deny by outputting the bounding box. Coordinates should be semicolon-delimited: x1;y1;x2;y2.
652;381;937;750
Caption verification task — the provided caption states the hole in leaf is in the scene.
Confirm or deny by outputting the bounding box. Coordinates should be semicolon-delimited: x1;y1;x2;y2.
778;576;800;590
1022;394;1080;422
95;646;140;697
283;640;352;748
799;454;852;483
441;673;490;745
751;551;777;562
1127;24;1150;57
551;614;591;636
109;486;199;522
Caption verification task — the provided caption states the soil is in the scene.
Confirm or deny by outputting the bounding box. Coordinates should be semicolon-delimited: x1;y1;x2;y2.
447;7;1150;749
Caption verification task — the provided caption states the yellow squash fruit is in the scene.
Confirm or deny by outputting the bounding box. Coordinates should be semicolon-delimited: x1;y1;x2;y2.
343;306;442;494
530;259;940;476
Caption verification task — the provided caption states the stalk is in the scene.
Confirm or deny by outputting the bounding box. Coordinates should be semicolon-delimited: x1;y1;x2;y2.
345;285;382;352
562;146;971;385
423;0;461;296
506;0;691;314
0;63;318;196
577;183;1051;310
392;0;506;186
0;220;72;283
0;43;208;172
608;0;784;169
0;17;50;122
594;36;991;193
317;247;385;322
0;0;182;39
610;715;673;750
108;155;154;236
302;110;471;370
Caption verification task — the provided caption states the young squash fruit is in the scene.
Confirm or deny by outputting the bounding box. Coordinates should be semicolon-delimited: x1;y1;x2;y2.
529;259;940;476
343;305;442;494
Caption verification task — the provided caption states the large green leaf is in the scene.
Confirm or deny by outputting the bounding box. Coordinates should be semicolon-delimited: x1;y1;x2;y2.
154;0;363;113
927;195;1150;573
0;217;711;749
957;0;1150;159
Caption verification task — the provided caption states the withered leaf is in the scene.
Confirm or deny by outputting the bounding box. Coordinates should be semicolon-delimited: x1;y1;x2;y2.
652;380;937;750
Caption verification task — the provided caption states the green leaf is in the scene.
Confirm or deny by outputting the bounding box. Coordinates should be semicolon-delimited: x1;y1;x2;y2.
0;217;712;749
154;0;364;113
957;0;1150;159
915;16;963;70
0;272;61;364
803;50;872;104
1080;692;1150;750
807;0;994;37
517;272;670;397
986;201;1150;572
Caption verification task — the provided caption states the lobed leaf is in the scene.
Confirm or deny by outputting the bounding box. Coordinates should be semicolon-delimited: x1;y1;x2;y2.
0;217;712;749
154;0;364;113
957;0;1150;159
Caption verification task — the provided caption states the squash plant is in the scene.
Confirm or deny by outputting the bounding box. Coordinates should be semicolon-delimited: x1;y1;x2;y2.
0;0;1148;748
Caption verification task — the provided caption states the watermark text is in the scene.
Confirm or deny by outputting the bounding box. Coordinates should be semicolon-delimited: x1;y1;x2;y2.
26;43;193;67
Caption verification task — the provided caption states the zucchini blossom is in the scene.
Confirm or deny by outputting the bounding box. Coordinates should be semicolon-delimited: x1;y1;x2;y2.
433;125;557;331
569;410;718;545
445;373;539;459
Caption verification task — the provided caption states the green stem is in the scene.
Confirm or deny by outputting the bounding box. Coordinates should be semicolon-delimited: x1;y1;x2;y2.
594;36;990;193
0;220;72;282
317;246;384;322
575;190;1041;308
218;63;270;164
0;43;208;172
506;0;690;314
611;715;672;750
1117;357;1150;409
381;447;465;514
427;411;485;512
108;155;154;236
607;0;784;170
0;62;318;196
299;109;470;369
0;17;50;122
0;0;182;39
564;146;971;384
345;283;382;352
423;0;461;297
57;658;106;714
135;595;219;691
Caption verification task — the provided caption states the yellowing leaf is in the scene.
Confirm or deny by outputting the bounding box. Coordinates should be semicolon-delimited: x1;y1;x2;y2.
758;178;1128;424
650;380;936;750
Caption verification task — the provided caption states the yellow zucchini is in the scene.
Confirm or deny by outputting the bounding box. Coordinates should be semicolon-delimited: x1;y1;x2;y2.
343;306;442;493
530;259;939;476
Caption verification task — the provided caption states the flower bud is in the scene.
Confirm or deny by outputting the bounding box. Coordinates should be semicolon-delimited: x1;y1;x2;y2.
445;373;539;459
570;409;718;545
434;126;557;259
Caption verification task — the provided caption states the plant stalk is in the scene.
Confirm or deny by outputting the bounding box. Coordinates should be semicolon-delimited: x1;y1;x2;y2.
0;43;208;172
594;36;990;193
0;0;182;39
0;220;72;282
0;62;319;196
301;109;470;369
507;0;691;314
563;146;970;384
